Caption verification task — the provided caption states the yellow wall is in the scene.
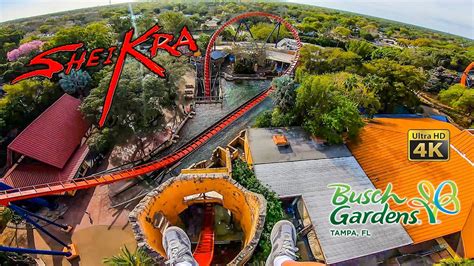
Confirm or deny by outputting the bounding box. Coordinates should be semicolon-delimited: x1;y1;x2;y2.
135;176;265;257
243;133;253;166
132;130;265;263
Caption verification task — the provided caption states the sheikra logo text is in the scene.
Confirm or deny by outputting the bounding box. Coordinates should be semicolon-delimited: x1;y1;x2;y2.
327;180;460;226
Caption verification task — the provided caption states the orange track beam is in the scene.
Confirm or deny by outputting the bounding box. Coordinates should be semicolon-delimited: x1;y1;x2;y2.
0;88;272;206
460;62;474;87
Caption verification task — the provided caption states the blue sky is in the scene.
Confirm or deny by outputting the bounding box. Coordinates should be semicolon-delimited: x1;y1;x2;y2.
290;0;473;39
0;0;473;39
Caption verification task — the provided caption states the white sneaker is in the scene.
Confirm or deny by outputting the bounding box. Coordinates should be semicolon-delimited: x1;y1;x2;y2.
265;220;299;266
162;226;198;266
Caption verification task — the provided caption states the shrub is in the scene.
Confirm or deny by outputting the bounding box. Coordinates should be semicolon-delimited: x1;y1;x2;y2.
232;159;285;262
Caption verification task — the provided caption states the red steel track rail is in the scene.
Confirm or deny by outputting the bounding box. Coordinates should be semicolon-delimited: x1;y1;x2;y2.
203;11;302;98
0;88;271;205
193;204;215;265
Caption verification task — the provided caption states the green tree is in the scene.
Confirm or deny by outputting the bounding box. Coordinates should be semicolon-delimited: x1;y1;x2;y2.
109;14;133;40
298;45;361;75
221;27;236;41
137;14;157;34
0;207;13;233
339;73;381;117
59;69;92;98
0;27;24;63
250;22;290;43
196;34;211;53
439;84;474;116
83;22;114;49
0;59;29;83
346;40;375;60
158;11;194;34
47;22;113;50
297;19;322;34
331;26;351;40
360;24;378;41
362;59;426;113
0;79;61;136
254;110;272;128
435;258;474;266
81;55;188;153
295;74;365;144
271;75;297;113
399;48;436;69
103;246;153;266
371;47;402;61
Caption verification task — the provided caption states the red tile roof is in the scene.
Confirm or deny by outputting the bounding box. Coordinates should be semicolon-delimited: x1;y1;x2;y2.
1;144;89;188
8;94;90;168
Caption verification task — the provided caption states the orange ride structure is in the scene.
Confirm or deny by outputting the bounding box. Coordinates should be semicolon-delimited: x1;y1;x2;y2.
129;131;267;264
460;62;474;87
0;12;301;262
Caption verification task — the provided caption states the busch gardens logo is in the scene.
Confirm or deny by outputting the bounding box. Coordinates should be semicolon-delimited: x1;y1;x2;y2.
328;180;460;226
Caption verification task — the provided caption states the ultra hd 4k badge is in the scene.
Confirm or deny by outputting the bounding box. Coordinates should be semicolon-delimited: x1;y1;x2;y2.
408;129;450;161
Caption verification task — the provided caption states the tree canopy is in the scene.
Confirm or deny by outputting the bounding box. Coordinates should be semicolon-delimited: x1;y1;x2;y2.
362;59;426;113
80;55;188;152
250;22;290;43
439;84;474;116
158;11;195;34
46;22;114;49
295;74;365;144
0;79;61;136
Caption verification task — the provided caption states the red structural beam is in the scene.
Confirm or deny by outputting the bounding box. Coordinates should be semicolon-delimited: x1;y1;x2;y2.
460;62;474;87
193;204;215;265
203;11;302;98
0;89;271;205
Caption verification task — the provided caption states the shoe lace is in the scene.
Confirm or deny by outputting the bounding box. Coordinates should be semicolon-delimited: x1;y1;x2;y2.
277;233;299;258
165;240;189;265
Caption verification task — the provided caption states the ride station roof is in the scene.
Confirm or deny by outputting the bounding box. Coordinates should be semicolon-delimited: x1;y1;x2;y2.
7;94;90;168
2;94;90;188
347;118;474;257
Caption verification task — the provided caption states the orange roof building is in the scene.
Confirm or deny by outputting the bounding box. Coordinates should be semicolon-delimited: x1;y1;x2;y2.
348;118;474;258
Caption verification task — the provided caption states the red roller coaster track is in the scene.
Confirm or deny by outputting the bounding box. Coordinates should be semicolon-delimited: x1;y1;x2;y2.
193;204;215;265
0;12;301;206
460;62;474;87
203;11;302;98
0;89;270;205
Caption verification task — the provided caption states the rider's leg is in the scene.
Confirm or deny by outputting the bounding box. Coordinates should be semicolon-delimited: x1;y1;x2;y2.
267;220;324;266
162;226;198;266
